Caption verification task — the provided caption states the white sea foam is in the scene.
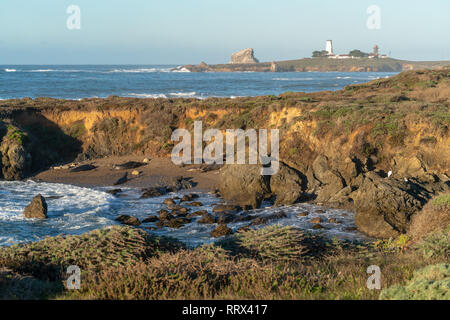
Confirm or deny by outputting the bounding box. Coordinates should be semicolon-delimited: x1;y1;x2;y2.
0;181;366;247
4;69;16;72
273;77;314;81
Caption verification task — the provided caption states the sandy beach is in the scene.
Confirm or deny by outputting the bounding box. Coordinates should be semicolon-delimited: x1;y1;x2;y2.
31;156;220;191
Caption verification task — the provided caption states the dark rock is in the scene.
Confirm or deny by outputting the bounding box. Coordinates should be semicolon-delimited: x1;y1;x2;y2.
115;215;141;226
309;217;323;224
165;217;191;229
163;198;176;207
142;216;158;223
23;194;48;219
297;212;309;217
215;213;234;224
187;210;208;218
70;164;96;173
328;218;341;224
158;210;173;221
213;204;241;214
270;163;305;206
106;189;122;196
218;164;270;209
210;224;233;238
198;214;216;224
186;201;203;207
237;226;251;233
171;207;189;215
312;224;325;230
354;172;428;238
140;187;167;198
250;211;287;226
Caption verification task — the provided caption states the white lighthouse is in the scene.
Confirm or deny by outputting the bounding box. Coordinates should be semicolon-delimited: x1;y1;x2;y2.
325;40;334;55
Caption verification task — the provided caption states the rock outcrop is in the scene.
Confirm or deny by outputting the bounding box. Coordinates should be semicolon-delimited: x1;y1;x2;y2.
353;172;429;238
218;164;270;209
230;48;259;64
23;195;48;219
270;163;305;206
0;124;31;180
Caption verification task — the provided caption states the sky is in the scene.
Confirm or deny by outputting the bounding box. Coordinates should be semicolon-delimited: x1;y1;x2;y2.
0;0;449;64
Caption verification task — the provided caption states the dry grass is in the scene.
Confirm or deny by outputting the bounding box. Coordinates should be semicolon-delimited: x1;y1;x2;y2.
0;224;448;300
409;194;450;240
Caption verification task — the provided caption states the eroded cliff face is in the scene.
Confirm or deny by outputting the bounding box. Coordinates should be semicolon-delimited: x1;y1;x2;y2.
0;69;448;237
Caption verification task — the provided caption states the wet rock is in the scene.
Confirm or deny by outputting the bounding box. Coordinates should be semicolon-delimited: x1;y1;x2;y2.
106;189;122;196
309;217;323;224
114;161;145;170
315;210;326;214
23;194;48;219
115;215;141;226
165;217;191;229
328;218;341;224
312;224;325;230
70;164;96;173
198;214;216;224
297;212;309;217
186;201;203;207
158;210;173;221
210;224;233;238
250;211;287;226
171;207;189;216
237;226;251;233
215;213;235;224
140;187;167;198
218;164;270;209
345;227;357;231
187;210;208;218
354;172;428;238
142;216;158;223
213;204;242;214
180;193;200;202
163;198;176;207
270;162;305;206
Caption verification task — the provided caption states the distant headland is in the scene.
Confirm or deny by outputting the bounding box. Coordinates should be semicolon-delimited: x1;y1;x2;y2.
180;40;450;72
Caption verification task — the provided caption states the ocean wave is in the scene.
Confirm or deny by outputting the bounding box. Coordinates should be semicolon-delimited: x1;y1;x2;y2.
4;69;16;72
128;92;198;99
273;77;314;81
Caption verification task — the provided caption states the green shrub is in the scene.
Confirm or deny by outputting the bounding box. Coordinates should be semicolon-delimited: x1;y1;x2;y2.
380;263;450;300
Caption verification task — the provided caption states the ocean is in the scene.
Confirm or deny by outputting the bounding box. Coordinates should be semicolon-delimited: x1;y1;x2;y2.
0;65;397;100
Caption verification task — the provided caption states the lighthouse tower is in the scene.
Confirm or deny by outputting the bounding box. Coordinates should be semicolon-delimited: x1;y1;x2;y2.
325;40;334;55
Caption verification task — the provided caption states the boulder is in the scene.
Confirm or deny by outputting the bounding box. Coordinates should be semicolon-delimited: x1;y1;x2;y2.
218;164;270;209
198;214;216;224
210;224;233;238
353;172;428;238
311;155;346;202
140;187;167;198
270;163;305;206
23;194;48;219
115;215;141;226
230;48;259;64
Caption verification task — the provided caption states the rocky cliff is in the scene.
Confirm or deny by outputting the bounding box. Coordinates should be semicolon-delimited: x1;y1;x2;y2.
0;68;448;238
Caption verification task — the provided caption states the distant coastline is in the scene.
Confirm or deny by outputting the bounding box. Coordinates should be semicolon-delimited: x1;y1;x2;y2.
183;57;450;73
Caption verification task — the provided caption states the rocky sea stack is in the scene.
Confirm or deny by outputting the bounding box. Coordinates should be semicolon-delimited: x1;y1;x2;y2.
23;194;48;219
230;48;259;64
